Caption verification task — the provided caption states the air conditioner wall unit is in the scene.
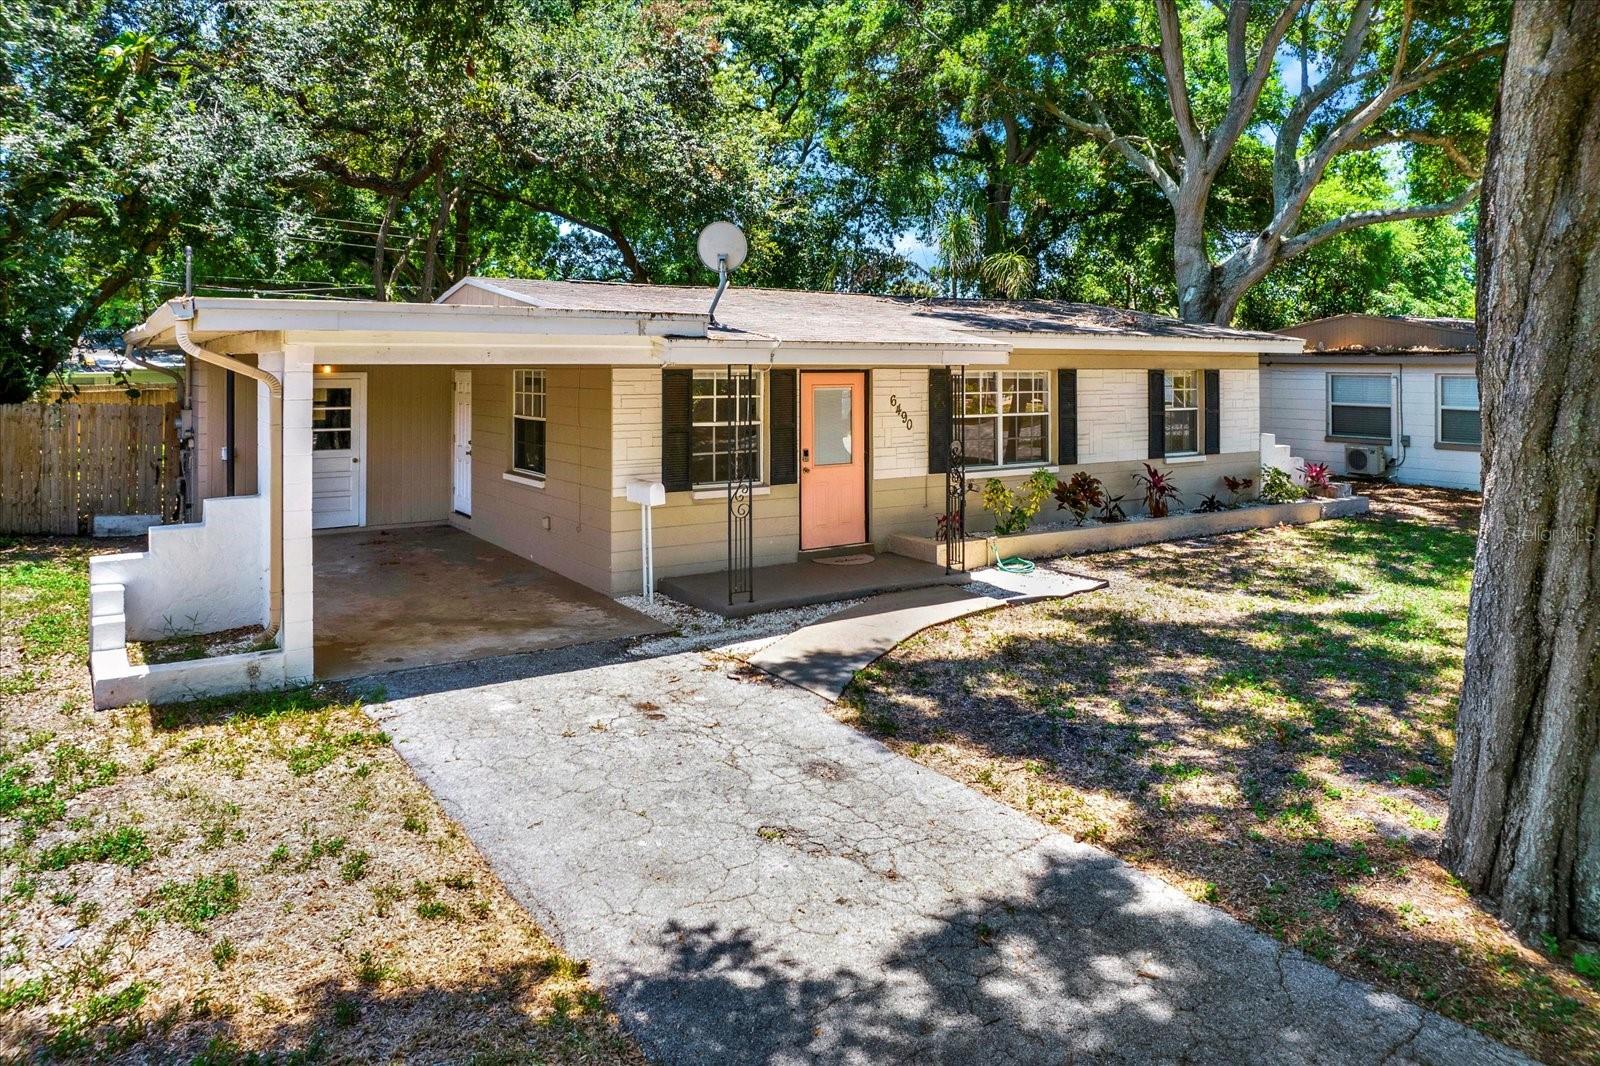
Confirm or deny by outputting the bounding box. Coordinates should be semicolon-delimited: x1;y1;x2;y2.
1344;444;1389;477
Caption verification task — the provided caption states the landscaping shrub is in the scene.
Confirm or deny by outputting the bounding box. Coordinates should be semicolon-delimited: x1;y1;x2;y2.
1134;462;1182;517
1260;465;1310;503
979;469;1057;535
1053;471;1105;526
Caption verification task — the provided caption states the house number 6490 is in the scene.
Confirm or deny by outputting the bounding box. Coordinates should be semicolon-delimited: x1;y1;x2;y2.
888;394;914;431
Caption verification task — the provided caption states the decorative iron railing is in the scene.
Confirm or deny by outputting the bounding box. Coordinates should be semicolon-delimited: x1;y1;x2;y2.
945;365;967;574
727;363;757;605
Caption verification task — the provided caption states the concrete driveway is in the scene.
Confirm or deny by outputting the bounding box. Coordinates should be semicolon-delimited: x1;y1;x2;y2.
369;645;1526;1065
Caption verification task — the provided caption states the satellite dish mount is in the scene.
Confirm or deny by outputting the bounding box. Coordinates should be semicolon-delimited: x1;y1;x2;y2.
697;222;748;326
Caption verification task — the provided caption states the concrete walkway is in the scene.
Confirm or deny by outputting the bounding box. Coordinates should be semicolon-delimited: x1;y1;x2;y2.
370;646;1525;1066
747;567;1105;700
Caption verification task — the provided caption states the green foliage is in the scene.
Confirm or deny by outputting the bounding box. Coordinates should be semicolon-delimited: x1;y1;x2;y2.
158;870;243;929
1260;466;1310;504
36;825;152;870
980;469;1057;535
1053;471;1105;526
1;0;1502;399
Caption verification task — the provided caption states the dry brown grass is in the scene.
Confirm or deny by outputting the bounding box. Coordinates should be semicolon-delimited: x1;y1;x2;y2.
1;537;642;1064
840;489;1600;1066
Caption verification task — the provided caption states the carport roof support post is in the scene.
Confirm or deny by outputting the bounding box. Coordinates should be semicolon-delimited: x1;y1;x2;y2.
272;346;316;682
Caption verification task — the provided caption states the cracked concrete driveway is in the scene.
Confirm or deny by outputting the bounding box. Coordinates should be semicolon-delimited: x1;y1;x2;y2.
369;645;1527;1066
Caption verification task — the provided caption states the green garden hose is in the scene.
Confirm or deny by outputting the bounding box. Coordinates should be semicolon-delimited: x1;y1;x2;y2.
986;537;1037;574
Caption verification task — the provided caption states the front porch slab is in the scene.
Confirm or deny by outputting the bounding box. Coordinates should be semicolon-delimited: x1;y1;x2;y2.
313;525;668;681
656;552;969;618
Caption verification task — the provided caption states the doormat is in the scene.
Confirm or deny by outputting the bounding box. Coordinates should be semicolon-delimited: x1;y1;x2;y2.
812;554;875;566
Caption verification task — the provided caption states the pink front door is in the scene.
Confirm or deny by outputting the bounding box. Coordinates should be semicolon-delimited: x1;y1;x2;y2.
800;371;867;549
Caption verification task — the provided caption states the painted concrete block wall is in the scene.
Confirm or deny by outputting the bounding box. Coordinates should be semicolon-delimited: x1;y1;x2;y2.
1219;369;1260;454
1261;364;1481;490
89;493;269;639
1077;370;1150;464
612;367;662;496
872;369;929;480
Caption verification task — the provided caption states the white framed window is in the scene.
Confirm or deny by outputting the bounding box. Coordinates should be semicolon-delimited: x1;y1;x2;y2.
1328;373;1393;441
1437;374;1481;446
956;370;1050;467
691;370;763;486
511;369;546;477
1164;370;1201;456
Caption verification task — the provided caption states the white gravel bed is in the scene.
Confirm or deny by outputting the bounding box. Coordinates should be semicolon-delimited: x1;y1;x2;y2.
617;593;863;658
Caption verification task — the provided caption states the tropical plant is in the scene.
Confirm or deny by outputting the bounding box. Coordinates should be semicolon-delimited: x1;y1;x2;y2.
934;510;963;540
1097;494;1128;523
1222;475;1255;505
1260;465;1309;503
1053;471;1104;526
1133;462;1182;518
980;469;1057;535
1196;493;1227;513
1304;462;1336;497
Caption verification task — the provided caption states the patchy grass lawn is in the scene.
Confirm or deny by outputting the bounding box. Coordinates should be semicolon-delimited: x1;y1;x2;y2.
841;485;1600;1066
0;538;641;1063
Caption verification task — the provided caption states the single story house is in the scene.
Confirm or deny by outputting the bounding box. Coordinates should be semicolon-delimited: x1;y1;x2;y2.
1261;315;1481;491
89;279;1307;707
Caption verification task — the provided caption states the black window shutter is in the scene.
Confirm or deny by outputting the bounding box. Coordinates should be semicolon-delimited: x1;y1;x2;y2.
661;368;694;492
1147;369;1166;460
928;368;951;474
1204;369;1221;454
769;369;798;485
1056;369;1078;465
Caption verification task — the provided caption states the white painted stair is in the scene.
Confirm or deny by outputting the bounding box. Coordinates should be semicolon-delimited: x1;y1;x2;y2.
1260;432;1308;485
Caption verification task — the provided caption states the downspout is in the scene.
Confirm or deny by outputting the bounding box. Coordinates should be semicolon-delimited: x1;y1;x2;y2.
167;301;284;642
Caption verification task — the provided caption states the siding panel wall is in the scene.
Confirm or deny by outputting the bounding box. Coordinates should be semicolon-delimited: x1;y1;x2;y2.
1260;362;1481;490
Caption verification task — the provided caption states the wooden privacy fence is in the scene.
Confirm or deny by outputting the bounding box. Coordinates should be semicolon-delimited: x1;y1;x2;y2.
0;403;180;535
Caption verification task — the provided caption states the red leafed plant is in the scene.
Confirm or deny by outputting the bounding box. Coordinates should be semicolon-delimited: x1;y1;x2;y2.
935;510;963;539
1134;462;1182;518
1222;474;1254;504
1053;471;1105;526
1304;462;1335;497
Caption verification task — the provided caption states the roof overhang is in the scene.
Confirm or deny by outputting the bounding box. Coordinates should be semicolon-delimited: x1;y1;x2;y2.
656;337;1010;367
1261;351;1477;366
125;297;706;351
997;332;1305;355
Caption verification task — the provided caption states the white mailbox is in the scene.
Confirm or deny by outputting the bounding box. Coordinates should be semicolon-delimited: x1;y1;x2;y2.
626;480;666;601
626;480;666;507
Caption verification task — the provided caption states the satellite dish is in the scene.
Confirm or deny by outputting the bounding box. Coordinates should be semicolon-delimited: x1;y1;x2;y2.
697;222;748;274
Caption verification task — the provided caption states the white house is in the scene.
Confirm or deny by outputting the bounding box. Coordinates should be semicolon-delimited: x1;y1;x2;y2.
89;281;1309;707
1261;315;1481;491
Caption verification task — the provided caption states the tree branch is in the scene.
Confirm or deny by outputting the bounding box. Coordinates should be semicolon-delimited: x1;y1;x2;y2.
1208;0;1308;170
1279;182;1480;260
1153;0;1204;163
1349;129;1483;178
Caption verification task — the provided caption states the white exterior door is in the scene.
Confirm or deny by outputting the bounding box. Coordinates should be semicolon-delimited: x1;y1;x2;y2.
312;374;366;529
452;370;472;516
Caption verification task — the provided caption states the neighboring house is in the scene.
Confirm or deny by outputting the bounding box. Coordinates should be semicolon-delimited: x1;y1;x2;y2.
1261;315;1481;491
89;280;1305;706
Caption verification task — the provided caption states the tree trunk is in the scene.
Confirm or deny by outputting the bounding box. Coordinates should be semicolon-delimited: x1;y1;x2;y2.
1443;0;1600;944
1172;183;1222;323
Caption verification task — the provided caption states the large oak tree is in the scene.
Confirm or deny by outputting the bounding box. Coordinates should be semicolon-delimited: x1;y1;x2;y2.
1443;0;1600;943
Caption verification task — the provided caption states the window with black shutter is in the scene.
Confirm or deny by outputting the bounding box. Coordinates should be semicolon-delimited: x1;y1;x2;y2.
928;368;951;473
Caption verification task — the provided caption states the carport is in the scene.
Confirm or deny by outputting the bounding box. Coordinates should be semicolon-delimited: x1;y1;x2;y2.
312;525;667;681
